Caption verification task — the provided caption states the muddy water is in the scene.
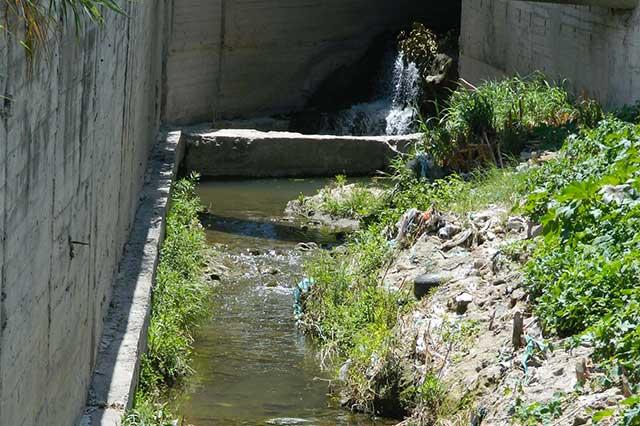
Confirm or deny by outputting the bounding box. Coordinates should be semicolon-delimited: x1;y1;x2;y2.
172;179;393;426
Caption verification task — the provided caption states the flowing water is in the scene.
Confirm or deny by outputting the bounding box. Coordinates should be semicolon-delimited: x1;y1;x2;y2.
172;179;395;426
316;52;421;136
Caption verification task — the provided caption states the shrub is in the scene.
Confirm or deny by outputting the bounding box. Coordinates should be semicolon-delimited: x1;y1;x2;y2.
522;119;640;383
425;74;580;167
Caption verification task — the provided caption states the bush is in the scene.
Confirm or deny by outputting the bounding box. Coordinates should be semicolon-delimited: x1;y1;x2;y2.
425;74;580;167
522;119;640;383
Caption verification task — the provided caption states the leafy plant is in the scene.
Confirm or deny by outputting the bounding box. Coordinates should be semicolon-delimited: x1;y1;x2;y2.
2;0;124;55
522;119;640;383
513;393;565;425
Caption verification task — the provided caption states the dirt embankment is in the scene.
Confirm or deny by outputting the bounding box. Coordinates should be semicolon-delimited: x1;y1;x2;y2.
290;178;628;425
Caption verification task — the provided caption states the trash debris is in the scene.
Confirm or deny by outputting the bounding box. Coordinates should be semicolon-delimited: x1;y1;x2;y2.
293;278;315;320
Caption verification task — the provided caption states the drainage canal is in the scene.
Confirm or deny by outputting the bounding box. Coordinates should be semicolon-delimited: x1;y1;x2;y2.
171;178;394;425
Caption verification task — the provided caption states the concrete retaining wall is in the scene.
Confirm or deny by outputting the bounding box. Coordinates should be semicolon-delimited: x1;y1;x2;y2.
82;130;184;425
459;0;640;107
183;129;420;177
0;2;168;425
163;0;461;124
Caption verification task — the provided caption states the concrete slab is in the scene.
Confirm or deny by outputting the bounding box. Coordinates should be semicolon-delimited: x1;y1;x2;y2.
183;129;421;177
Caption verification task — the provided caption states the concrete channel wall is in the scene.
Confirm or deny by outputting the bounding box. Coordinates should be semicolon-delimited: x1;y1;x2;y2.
459;0;640;107
183;129;421;177
0;2;168;425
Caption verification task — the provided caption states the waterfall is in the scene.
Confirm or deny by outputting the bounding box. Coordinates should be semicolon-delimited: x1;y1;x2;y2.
317;52;421;136
385;54;421;135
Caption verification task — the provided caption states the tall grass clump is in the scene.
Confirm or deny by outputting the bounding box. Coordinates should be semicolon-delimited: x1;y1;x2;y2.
301;227;417;416
424;74;599;168
123;175;213;424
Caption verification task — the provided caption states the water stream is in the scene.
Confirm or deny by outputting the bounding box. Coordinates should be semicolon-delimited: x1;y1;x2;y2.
172;179;394;426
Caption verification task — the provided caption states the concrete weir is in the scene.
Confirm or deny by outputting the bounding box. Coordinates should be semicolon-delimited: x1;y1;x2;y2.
182;129;421;177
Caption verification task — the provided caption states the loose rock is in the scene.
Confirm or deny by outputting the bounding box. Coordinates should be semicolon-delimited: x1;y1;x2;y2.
512;311;524;349
454;292;473;314
414;273;450;300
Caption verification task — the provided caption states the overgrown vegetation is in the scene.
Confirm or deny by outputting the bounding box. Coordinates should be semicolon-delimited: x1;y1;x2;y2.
123;175;213;425
521;119;640;386
513;393;565;425
397;22;458;116
299;74;640;423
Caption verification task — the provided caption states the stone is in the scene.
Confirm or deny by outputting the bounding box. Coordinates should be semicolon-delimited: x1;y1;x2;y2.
510;288;527;307
512;311;524;349
553;367;564;377
506;217;526;232
575;358;588;385
573;416;588;426
296;242;319;252
438;223;462;239
414;273;450;300
528;223;544;239
622;374;633;397
455;292;474;314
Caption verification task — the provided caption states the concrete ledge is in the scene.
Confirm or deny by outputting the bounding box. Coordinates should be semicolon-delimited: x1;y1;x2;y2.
512;0;638;9
80;130;185;425
183;129;421;178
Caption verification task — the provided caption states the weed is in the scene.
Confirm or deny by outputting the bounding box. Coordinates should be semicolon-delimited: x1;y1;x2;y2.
513;393;565;425
334;174;348;187
121;393;174;426
321;184;385;219
615;101;640;124
124;174;213;423
522;119;640;382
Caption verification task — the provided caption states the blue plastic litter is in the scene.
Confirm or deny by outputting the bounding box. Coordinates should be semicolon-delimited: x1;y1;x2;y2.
293;278;315;320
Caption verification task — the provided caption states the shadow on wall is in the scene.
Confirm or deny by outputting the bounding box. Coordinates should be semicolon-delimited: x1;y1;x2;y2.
162;0;461;125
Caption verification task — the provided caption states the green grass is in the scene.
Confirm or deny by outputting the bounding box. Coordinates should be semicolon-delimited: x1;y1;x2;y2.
312;176;387;220
123;175;213;424
321;184;386;220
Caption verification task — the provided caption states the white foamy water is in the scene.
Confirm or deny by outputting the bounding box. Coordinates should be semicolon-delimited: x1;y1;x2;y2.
319;52;422;136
